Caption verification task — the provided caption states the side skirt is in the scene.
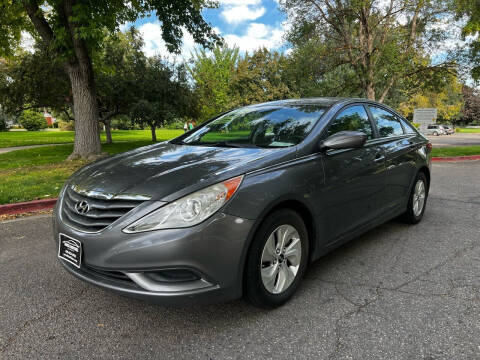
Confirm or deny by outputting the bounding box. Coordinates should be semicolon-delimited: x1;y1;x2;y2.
311;206;406;261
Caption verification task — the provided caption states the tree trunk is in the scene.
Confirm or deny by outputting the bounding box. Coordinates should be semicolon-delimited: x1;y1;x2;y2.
150;125;157;142
104;119;113;144
23;0;102;160
67;63;102;159
365;60;376;100
365;82;375;100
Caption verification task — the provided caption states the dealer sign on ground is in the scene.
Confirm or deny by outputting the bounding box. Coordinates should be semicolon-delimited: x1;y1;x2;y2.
413;108;438;132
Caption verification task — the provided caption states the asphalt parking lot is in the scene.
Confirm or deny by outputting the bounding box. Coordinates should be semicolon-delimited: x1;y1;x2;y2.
426;132;480;147
1;161;479;359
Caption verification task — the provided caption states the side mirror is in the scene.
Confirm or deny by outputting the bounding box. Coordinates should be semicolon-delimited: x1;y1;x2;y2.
319;131;367;151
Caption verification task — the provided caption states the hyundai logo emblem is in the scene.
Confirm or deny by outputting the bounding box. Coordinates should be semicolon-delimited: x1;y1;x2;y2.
75;200;90;215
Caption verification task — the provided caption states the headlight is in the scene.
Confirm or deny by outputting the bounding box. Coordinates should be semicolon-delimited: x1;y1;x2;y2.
123;175;243;233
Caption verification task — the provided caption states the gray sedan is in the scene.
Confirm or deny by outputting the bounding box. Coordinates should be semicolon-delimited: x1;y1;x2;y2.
54;98;431;308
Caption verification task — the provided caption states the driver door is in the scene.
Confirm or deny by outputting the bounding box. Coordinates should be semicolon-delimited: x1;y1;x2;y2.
320;104;386;244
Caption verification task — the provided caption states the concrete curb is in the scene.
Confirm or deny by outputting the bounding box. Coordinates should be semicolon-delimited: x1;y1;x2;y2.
0;198;57;216
432;155;480;162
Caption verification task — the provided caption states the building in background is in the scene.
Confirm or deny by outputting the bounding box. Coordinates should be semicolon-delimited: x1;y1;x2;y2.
43;110;56;127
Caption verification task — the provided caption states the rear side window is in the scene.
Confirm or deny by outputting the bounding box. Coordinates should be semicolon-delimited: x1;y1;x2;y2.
398;117;417;134
328;105;373;140
369;106;404;137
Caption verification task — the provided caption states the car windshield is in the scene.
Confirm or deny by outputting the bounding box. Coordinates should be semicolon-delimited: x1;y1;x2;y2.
178;104;328;148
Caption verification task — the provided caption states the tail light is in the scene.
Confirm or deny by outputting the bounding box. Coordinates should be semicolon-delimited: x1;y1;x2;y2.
426;142;432;151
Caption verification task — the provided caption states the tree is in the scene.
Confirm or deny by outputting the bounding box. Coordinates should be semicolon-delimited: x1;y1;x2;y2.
461;86;480;125
233;48;297;105
94;29;147;143
0;46;71;117
0;29;147;143
0;0;220;159
280;0;456;102
0;2;29;58
453;0;480;80
188;46;240;122
398;76;463;123
285;41;361;98
131;57;193;141
189;46;297;121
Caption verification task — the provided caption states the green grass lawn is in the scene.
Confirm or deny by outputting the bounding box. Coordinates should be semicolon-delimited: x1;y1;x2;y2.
456;128;480;133
0;140;159;204
0;129;183;148
431;145;480;157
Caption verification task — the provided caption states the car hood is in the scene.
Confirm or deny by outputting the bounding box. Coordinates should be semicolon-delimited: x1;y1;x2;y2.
70;142;294;201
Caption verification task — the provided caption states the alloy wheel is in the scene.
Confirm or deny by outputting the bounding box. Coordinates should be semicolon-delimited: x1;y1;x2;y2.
260;224;302;294
412;179;426;217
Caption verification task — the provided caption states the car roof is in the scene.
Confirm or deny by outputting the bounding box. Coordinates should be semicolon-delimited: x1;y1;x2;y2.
246;97;384;108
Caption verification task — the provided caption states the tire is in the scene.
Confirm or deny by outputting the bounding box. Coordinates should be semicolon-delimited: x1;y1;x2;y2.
433;131;438;136
402;172;428;224
244;209;309;308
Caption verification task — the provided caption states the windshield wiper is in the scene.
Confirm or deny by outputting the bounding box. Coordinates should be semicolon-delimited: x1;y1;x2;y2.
255;144;291;148
186;141;253;148
177;140;289;148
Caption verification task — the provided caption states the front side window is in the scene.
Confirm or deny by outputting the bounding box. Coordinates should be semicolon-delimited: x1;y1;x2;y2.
180;105;328;148
369;106;404;137
327;105;373;139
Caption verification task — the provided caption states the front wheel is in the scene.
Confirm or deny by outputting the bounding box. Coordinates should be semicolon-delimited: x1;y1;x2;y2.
402;172;428;224
433;131;439;136
244;209;309;308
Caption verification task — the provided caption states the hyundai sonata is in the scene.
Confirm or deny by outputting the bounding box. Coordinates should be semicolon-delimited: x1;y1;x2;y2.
54;98;431;308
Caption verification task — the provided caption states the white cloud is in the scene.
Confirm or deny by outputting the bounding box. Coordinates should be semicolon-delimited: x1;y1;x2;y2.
221;5;266;24
223;22;286;53
219;0;266;24
138;22;196;60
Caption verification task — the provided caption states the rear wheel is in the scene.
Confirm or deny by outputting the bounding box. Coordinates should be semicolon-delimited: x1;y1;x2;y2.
245;209;309;308
403;172;428;224
433;131;439;136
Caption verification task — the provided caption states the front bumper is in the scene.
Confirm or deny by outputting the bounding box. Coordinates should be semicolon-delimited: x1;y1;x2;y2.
53;202;255;306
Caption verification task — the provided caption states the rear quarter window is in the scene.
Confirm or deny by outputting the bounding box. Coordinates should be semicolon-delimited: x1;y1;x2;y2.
398;116;417;134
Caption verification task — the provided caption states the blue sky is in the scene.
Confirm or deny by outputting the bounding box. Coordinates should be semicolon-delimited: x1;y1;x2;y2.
131;0;288;59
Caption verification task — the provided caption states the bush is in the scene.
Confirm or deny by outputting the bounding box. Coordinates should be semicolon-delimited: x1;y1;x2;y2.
111;116;138;130
166;118;186;130
18;110;47;131
58;120;75;131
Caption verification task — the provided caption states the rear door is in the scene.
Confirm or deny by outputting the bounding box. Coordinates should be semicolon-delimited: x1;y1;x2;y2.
367;105;417;212
320;104;386;243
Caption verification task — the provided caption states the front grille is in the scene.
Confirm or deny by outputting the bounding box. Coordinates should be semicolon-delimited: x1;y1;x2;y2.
61;187;144;232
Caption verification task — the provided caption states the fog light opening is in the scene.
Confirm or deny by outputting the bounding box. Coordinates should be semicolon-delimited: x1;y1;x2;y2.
143;269;200;283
